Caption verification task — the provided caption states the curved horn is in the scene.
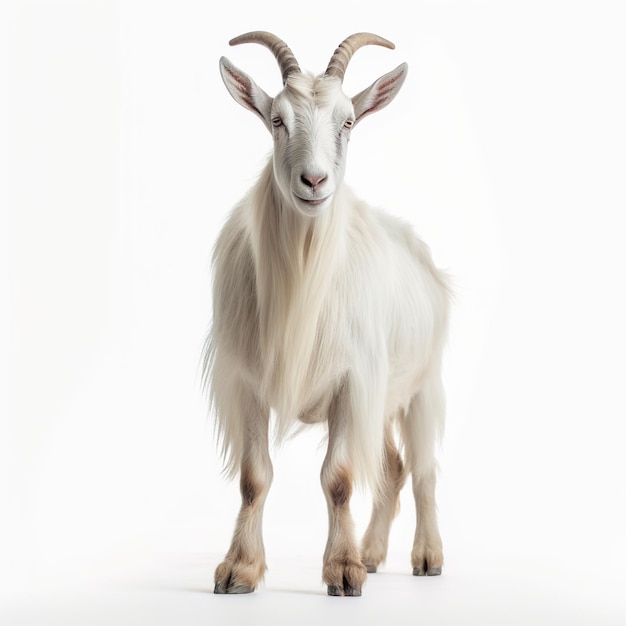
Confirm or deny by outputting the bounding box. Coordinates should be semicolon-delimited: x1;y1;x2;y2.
229;31;301;84
325;33;395;81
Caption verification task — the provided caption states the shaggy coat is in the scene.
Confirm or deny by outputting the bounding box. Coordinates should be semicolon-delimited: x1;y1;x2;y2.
204;32;450;597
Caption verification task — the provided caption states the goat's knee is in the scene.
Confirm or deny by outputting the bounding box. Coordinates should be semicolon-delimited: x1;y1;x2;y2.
240;460;272;508
321;464;352;508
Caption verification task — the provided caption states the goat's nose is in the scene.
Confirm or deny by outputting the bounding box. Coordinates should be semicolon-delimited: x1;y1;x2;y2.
300;173;327;189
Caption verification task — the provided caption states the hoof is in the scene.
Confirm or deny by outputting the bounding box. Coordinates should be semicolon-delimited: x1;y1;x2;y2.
214;581;254;594
365;564;377;574
344;583;362;597
413;566;442;577
327;584;341;596
327;583;362;597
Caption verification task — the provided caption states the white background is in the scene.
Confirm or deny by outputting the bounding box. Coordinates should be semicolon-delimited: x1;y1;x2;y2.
2;0;626;624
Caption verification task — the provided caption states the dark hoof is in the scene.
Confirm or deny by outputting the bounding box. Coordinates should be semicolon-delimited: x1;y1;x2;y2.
327;582;362;597
413;566;442;577
344;583;362;597
327;584;342;596
214;582;254;594
365;564;377;574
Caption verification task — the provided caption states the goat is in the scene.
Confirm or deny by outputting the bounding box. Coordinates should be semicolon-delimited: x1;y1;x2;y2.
204;31;450;596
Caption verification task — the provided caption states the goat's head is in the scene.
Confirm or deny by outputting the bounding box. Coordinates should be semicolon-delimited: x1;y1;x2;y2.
219;32;408;216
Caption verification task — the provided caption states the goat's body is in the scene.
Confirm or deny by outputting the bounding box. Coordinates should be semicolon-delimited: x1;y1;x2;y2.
208;33;450;596
208;160;448;490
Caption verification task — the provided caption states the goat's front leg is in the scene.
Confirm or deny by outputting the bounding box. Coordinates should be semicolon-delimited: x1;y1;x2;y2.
320;385;367;597
214;390;272;594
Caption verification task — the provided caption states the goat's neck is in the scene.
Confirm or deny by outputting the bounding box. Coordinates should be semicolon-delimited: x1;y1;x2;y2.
252;160;345;421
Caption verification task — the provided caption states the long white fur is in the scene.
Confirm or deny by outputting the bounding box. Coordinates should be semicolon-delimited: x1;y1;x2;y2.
204;66;450;498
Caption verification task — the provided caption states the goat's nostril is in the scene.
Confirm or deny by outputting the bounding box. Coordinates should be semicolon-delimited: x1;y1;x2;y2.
301;174;327;189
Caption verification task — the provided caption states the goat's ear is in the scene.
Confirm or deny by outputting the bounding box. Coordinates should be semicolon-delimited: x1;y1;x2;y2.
219;56;273;131
352;62;408;126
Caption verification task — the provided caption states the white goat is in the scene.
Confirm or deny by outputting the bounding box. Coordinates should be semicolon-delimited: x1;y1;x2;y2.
204;31;450;596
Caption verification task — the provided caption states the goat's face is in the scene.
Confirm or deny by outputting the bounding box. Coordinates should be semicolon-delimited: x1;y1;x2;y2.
220;32;408;217
267;76;352;215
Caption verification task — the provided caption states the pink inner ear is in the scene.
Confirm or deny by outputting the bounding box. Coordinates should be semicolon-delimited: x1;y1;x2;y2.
371;72;404;110
377;73;404;96
226;67;247;87
225;66;257;112
225;66;250;95
354;65;406;123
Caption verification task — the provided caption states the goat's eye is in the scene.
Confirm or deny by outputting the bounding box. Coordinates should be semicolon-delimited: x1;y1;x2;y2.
271;117;283;128
343;119;354;130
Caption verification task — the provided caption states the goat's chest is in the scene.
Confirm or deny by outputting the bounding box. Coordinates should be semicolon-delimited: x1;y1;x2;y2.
262;286;352;422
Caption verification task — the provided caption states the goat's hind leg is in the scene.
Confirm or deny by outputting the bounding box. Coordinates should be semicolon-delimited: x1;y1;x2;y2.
401;380;444;577
410;467;442;576
214;387;272;594
360;419;406;573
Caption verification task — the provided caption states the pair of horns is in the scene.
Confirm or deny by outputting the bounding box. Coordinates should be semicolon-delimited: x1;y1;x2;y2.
228;31;395;84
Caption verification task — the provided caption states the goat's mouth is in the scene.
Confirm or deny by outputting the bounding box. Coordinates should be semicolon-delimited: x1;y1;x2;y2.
295;194;332;208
